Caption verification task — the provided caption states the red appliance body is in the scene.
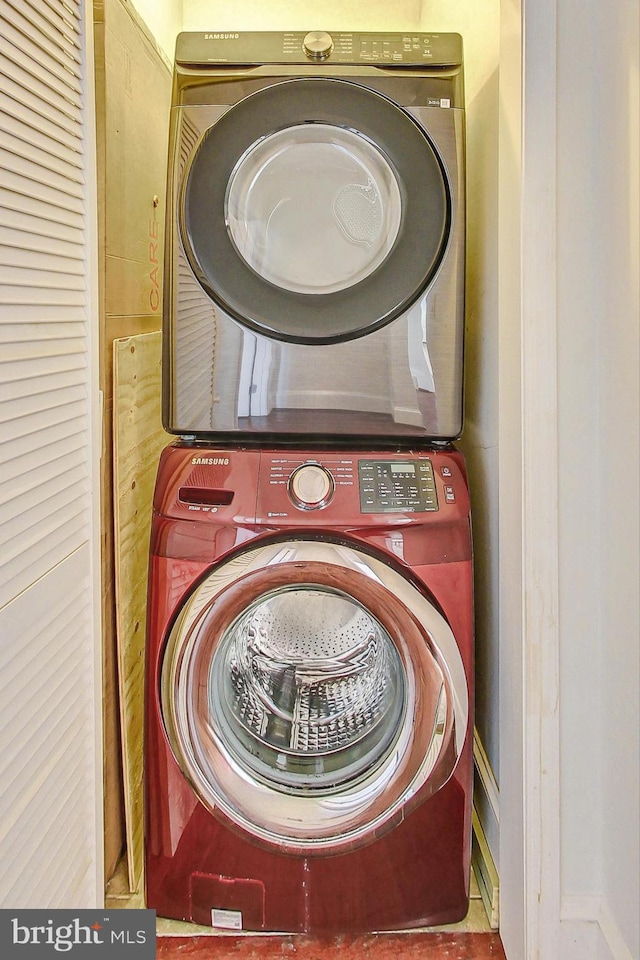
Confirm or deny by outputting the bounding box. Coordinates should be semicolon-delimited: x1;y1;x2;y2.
145;442;474;934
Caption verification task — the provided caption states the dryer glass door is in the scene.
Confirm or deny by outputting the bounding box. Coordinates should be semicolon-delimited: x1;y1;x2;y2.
180;78;450;343
161;539;468;854
225;124;402;296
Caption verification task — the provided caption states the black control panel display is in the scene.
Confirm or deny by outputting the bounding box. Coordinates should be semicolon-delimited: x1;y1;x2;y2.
358;460;438;513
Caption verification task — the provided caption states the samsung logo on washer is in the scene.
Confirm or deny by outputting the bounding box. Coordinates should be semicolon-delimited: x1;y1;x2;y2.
204;33;239;39
3;909;155;957
191;456;230;465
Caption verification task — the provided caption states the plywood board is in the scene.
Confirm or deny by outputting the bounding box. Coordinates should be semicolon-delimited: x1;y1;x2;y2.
113;331;171;892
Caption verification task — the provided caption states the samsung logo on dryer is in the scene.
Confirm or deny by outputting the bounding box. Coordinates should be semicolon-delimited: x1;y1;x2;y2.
204;33;239;40
191;456;230;465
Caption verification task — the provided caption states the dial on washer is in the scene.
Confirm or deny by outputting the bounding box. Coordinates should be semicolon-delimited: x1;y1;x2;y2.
289;464;334;509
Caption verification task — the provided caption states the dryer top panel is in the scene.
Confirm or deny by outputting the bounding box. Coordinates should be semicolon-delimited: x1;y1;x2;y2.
175;31;462;70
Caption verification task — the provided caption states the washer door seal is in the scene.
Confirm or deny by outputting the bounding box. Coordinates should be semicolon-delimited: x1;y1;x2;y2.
180;78;451;344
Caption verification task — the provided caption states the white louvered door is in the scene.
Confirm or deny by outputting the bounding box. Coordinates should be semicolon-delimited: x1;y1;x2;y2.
0;0;102;907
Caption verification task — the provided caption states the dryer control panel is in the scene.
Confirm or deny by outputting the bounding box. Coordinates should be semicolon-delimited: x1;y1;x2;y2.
175;31;463;68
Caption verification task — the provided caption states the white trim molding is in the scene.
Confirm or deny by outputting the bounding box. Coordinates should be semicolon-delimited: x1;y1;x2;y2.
473;727;500;826
472;727;499;873
520;0;562;955
472;728;500;930
82;0;106;905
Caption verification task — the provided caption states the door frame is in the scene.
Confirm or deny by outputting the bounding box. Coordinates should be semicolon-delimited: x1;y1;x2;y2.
498;0;563;956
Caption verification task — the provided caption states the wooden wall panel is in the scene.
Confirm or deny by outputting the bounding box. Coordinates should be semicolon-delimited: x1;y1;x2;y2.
93;0;172;884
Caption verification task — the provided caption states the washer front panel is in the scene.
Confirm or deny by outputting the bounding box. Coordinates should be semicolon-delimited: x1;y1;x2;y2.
160;539;468;853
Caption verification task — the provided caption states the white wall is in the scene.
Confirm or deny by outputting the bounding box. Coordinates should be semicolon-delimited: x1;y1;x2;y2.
594;6;639;951
557;2;639;946
183;1;422;32
129;0;183;62
556;0;607;900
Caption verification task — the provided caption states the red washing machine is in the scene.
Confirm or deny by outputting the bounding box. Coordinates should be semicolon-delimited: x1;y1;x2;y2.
145;442;474;934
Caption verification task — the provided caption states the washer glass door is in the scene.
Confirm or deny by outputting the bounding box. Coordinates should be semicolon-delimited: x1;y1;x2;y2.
161;539;468;853
210;585;406;790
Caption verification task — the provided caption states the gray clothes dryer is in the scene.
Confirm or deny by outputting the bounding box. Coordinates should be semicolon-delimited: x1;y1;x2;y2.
163;31;466;442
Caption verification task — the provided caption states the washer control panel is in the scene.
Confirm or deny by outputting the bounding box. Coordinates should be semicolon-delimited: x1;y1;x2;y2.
266;455;440;514
157;447;469;527
358;459;438;513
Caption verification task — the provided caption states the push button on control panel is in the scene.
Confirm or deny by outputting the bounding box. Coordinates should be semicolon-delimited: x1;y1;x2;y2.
288;463;334;510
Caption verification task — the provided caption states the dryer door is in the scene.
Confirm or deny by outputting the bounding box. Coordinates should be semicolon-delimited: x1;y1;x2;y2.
180;78;450;344
161;539;468;854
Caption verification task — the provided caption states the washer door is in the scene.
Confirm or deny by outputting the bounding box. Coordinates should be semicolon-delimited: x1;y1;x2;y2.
180;78;451;344
161;539;468;854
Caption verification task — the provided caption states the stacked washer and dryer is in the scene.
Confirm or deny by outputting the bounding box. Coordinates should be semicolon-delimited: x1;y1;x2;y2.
145;30;473;934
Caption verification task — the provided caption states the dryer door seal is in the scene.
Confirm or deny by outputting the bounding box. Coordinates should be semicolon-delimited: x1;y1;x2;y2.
161;538;468;854
180;78;451;344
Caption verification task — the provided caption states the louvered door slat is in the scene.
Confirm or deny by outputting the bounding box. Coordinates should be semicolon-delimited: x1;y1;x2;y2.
0;193;84;235
0;169;84;218
4;0;82;64
0;116;84;178
0;53;83;128
0;21;83;95
0;284;86;307
44;0;80;16
0;426;83;483
1;9;82;80
0;266;85;290
0;245;85;276
0;90;81;150
0;471;87;544
0;302;86;322
0;218;82;260
0;322;84;344
0;147;84;199
0;348;86;385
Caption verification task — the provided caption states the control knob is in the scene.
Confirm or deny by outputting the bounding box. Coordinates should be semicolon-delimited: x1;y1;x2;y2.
288;463;334;510
302;31;334;60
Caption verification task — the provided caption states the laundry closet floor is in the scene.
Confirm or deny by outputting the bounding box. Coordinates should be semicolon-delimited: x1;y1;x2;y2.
154;932;506;959
107;861;504;958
